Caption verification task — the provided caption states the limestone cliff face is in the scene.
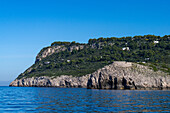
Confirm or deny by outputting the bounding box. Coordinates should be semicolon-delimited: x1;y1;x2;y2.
87;62;169;90
36;45;85;62
10;75;89;88
10;61;170;90
35;43;114;62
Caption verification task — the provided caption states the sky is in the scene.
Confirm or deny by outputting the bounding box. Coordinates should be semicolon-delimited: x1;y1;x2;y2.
0;0;170;84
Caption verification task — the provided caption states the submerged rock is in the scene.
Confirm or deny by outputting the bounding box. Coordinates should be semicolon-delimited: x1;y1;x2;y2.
10;61;170;90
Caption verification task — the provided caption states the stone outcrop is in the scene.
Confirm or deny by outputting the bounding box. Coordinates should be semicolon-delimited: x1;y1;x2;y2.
10;61;170;90
87;61;169;90
36;45;85;62
10;75;89;88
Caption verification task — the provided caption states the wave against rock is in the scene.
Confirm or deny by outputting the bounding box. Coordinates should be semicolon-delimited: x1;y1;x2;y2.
10;61;170;90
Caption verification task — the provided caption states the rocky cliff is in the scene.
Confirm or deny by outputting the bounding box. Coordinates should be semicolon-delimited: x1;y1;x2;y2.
9;36;170;89
10;61;170;90
36;45;85;62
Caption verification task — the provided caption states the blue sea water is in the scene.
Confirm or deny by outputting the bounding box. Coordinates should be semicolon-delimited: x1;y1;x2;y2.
0;87;169;112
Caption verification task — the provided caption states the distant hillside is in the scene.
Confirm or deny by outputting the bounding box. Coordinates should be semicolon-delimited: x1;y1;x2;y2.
17;35;170;79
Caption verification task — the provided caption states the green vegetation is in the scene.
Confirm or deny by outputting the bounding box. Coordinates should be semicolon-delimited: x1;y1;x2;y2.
51;41;86;46
18;35;170;79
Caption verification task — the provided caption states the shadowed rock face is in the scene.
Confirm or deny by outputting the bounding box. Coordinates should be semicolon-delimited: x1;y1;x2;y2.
10;61;170;90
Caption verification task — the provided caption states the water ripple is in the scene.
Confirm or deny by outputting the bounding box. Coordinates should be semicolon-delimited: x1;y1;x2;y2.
0;87;169;112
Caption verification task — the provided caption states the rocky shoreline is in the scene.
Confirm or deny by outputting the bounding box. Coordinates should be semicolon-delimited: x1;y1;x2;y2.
10;61;170;90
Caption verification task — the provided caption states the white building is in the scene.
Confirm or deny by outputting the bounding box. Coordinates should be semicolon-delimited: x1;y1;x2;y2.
154;41;159;44
122;47;130;51
44;61;50;65
67;60;70;63
145;58;150;61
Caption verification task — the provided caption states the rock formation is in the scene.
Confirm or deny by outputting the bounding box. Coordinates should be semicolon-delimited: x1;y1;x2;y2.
10;61;170;90
36;45;85;62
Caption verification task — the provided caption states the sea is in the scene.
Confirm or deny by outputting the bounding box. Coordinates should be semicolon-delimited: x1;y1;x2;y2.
0;86;169;112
